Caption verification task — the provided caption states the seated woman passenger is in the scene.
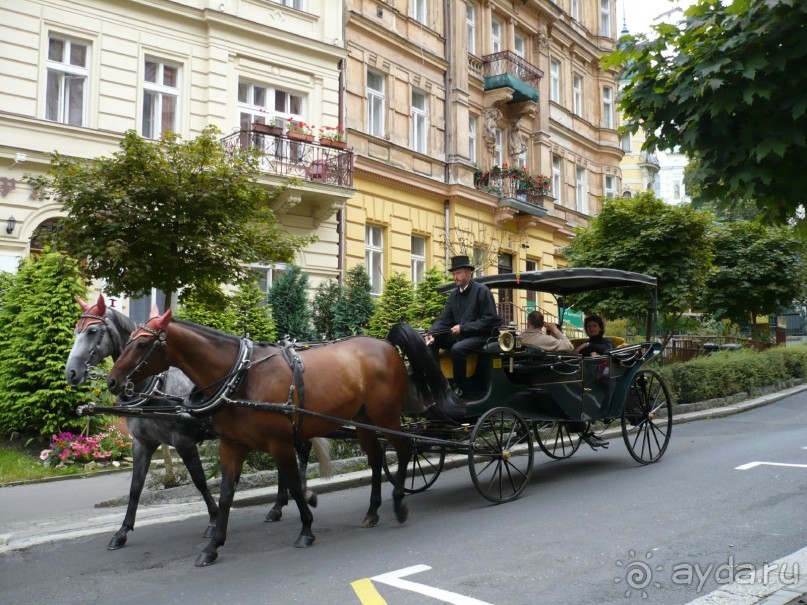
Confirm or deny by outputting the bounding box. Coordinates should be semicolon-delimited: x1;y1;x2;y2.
574;313;613;357
519;311;573;352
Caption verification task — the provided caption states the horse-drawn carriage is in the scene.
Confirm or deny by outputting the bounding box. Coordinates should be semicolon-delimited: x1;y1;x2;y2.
76;267;671;566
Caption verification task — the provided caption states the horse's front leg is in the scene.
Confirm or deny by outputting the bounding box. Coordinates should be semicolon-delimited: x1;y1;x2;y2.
389;435;413;524
173;439;218;538
272;442;316;548
108;437;158;550
266;439;314;522
195;439;247;567
356;429;384;528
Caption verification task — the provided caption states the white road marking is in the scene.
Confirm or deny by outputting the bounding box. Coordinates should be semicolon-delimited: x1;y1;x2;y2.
735;461;807;470
371;564;494;605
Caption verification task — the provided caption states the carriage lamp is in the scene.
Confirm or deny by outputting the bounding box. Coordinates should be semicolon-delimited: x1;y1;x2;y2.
6;216;16;234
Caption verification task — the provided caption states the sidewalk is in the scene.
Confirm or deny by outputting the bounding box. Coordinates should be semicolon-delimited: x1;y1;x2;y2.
1;383;806;604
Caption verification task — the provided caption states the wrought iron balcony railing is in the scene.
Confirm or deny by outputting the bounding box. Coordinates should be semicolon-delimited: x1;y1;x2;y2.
475;172;552;208
221;130;354;188
482;50;544;94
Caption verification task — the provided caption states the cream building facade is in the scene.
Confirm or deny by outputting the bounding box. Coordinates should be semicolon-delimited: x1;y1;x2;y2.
0;0;351;318
344;0;623;324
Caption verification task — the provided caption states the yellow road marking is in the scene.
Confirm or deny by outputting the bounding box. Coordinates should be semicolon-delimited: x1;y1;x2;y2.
351;578;387;605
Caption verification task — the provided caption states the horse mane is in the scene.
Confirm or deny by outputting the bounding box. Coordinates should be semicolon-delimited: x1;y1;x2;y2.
172;318;247;344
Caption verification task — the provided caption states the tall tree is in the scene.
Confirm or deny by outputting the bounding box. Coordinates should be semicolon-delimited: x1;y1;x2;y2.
268;265;313;341
333;265;374;337
700;222;806;338
27;127;311;307
607;0;807;228
412;266;450;329
368;272;415;337
562;192;714;343
0;251;109;438
311;279;342;340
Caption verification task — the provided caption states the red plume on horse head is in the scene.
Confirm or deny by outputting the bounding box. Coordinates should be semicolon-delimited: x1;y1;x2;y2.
75;293;107;316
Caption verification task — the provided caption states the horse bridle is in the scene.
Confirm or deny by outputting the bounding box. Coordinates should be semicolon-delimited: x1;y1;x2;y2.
121;321;170;397
76;311;113;381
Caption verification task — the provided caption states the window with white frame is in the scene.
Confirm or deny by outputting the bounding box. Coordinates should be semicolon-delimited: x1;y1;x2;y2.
46;36;89;126
251;264;288;297
604;174;616;198
411;236;426;284
571;0;581;21
273;0;303;8
602;86;613;129
573;73;583;116
576;166;588;213
468;115;477;164
673;181;681;200
411;0;427;24
601;0;612;37
494;128;503;167
367;70;385;138
238;80;303;130
552;156;562;205
550;58;561;104
365;225;384;295
491;17;502;54
514;32;525;58
620;132;632;152
472;246;486;278
466;3;476;55
411;89;428;154
142;59;180;139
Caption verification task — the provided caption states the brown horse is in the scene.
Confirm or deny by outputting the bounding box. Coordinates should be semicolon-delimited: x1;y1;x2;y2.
107;311;460;566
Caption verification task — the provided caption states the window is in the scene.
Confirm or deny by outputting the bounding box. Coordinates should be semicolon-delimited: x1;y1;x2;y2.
411;0;427;24
466;3;476;55
601;0;612;37
602;86;613;129
571;0;581;21
273;0;303;7
411;90;428;154
673;181;681;200
514;33;525;58
605;175;616;198
46;36;89;126
494;128;503;167
576;166;588;213
491;17;502;54
143;59;179;139
238;80;303;130
550;58;561;104
367;70;385;137
365;225;384;295
620;132;632;152
552;156;562;205
573;73;583;116
251;264;288;298
472;246;486;278
411;236;426;284
525;259;538;311
468;115;477;164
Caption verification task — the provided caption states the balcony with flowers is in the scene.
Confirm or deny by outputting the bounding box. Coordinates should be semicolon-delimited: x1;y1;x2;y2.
221;120;354;226
474;164;552;222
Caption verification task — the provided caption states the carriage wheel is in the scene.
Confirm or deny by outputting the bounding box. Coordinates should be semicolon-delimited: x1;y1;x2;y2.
533;421;585;459
468;407;534;504
382;443;446;494
621;369;672;464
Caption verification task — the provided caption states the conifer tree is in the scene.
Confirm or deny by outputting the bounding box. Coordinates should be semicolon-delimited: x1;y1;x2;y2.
233;279;276;342
412;266;450;329
177;280;275;341
268;265;313;340
312;279;342;340
0;251;108;438
333;265;374;337
368;272;415;337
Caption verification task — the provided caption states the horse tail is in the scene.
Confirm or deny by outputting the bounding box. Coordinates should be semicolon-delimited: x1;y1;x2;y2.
311;437;333;480
385;322;464;422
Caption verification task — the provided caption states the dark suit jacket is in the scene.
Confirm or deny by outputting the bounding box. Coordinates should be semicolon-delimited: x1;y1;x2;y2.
430;280;500;339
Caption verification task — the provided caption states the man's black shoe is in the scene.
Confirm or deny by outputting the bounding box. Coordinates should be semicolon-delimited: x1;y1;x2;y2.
580;430;609;450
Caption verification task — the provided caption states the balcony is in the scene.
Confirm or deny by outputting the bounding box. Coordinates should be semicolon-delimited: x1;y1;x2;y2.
475;170;552;220
221;130;354;226
221;130;354;188
481;51;543;103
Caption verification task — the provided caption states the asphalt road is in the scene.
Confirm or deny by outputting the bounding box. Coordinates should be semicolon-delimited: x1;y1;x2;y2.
1;392;806;605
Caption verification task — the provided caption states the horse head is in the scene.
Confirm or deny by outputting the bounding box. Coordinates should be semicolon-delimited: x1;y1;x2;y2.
107;307;172;397
65;294;112;386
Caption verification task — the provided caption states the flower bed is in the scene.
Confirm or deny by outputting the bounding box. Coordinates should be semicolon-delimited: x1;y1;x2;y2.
40;427;133;469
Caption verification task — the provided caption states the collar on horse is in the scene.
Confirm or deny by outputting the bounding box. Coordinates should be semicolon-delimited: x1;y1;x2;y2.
182;337;255;415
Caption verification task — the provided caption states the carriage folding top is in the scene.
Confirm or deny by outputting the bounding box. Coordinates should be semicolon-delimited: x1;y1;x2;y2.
471;267;657;296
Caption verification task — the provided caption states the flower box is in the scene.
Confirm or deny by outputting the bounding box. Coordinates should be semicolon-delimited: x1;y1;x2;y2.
319;138;347;149
252;122;283;136
287;131;315;143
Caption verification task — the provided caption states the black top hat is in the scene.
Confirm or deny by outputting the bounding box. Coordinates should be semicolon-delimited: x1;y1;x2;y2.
449;255;475;272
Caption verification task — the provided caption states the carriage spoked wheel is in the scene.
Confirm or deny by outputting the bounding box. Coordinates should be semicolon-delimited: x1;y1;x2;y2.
621;369;673;464
382;442;446;494
468;407;534;504
533;420;586;459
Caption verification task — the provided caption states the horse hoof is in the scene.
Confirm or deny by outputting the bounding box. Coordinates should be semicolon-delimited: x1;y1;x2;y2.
194;552;218;567
305;490;318;508
395;503;409;524
361;515;379;528
204;523;216;538
294;535;315;548
265;509;282;523
107;535;127;550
